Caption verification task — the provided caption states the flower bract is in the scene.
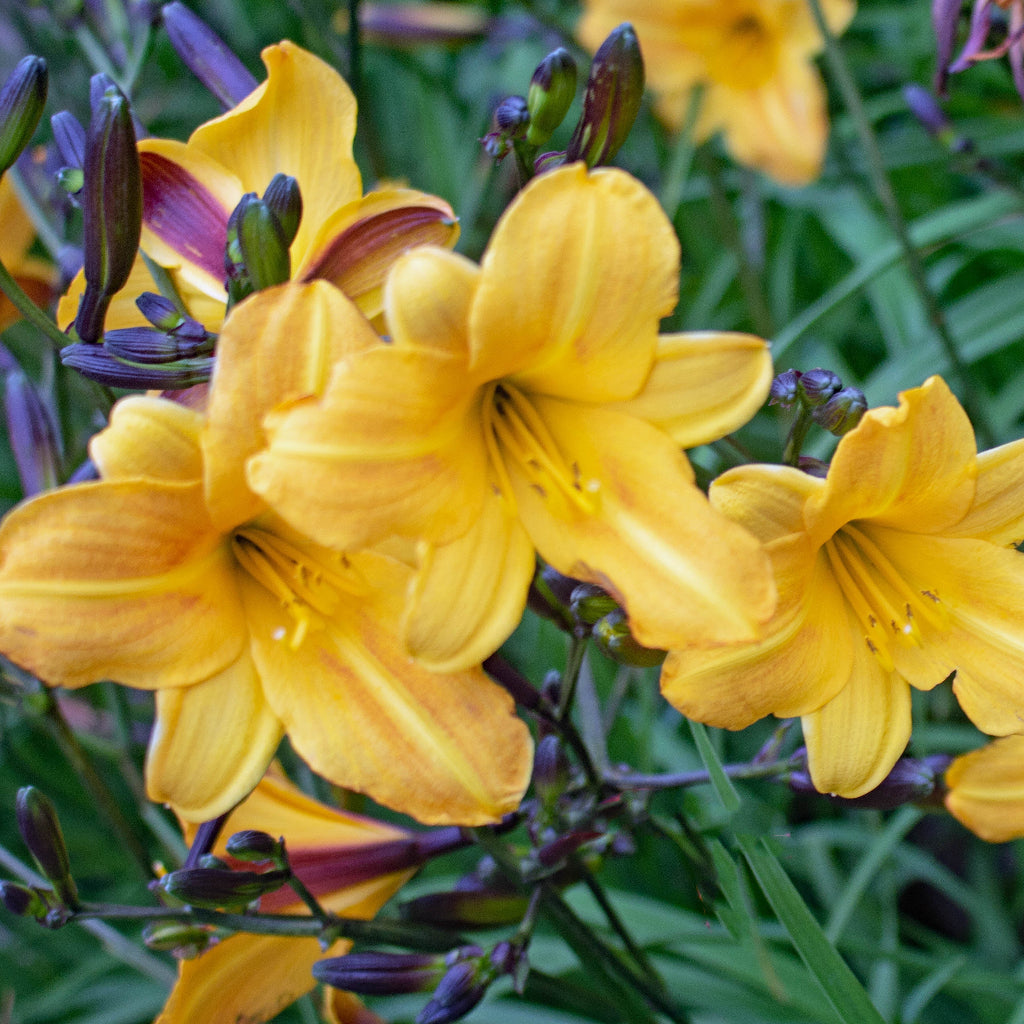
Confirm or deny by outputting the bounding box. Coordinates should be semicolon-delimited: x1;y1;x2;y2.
661;376;1024;797
247;163;777;671
577;0;856;185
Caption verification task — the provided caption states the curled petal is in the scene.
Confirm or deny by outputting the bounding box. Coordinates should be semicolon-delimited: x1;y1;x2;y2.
945;736;1024;842
515;398;776;649
147;654;284;821
710;461;822;545
470;164;679;400
608;331;773;448
0;481;243;689
405;497;535;672
946;436;1024;546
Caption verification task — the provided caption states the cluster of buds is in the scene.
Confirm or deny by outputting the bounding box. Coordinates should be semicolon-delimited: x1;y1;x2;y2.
482;23;643;181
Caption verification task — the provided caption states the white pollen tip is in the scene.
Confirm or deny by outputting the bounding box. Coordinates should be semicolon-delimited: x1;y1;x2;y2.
272;626;286;641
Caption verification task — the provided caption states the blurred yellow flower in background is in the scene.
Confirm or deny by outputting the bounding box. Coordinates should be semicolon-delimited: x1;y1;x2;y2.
945;735;1024;843
0;174;55;331
577;0;855;185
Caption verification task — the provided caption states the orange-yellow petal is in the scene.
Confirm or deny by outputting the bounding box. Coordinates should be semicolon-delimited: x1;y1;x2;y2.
189;41;361;268
805;377;977;545
607;331;773;448
248;345;487;549
801;627;912;798
470;164;679;400
147;653;284;820
405;496;536;672
242;551;532;825
660;537;852;727
90;395;203;483
513;397;776;649
947;435;1024;546
945;736;1024;843
0;481;244;689
203;281;380;531
709;460;822;545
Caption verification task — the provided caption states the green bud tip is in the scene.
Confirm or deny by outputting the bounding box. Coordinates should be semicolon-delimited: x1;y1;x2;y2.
157;866;290;910
526;48;577;147
224;829;284;863
262;173;303;249
569;582;619;626
0;55;48;176
593;608;666;667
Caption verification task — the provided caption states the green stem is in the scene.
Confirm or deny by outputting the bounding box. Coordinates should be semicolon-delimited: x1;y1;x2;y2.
605;755;801;792
782;405;815;466
659;87;702;220
577;863;658;978
557;634;587;723
0;252;68;352
806;0;994;446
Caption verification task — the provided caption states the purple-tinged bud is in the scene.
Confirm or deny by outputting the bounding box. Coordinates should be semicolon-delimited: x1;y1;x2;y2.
527;48;577;147
401;889;528;930
593;609;666;667
528;565;581;629
812;386;867;436
313;951;445;995
535;829;603;869
932;0;962;96
481;96;529;160
790;752;952;809
769;368;801;408
796;456;830;479
0;880;49;920
533;150;568;175
135;291;183;331
141;920;216;959
15;787;78;909
262;173;303;248
102;326;214;364
156;866;290;909
61;343;214;389
569;583;618;626
796;368;842;407
161;2;258;110
224;830;283;864
565;23;644;168
533;734;570;803
904;84;951;138
358;3;491;48
75;77;142;343
417;952;489;1024
4;370;60;496
195;854;231;871
51;110;85;170
0;56;47;176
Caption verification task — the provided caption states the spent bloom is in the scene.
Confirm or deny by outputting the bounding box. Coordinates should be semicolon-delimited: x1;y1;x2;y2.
577;1;856;185
156;769;420;1024
662;376;1024;797
945;735;1024;842
58;40;457;335
0;281;532;824
248;163;776;671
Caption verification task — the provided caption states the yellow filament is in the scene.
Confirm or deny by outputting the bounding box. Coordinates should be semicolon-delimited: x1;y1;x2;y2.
823;539;896;671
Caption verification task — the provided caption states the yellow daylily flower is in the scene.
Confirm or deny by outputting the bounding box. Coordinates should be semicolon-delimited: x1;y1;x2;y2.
945;735;1024;843
577;0;855;185
157;768;420;1024
0;173;56;331
662;376;1024;798
247;163;777;671
58;40;457;333
0;281;532;824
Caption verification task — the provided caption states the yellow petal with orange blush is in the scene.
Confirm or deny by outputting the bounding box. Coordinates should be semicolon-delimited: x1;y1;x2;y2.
242;552;532;825
801;620;912;798
470;164;679;399
660;536;852;728
189;41;361;268
147;653;284;821
945;736;1024;843
203;281;381;531
0;481;243;689
90;395;203;483
607;332;773;448
709;460;822;545
248;345;488;550
405;495;535;672
513;398;776;649
945;435;1024;545
804;376;977;545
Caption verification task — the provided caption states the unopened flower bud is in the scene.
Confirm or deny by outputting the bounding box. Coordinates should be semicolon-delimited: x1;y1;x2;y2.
528;565;581;628
136;291;184;331
0;56;47;176
566;23;644;168
161;2;258;109
532;734;570;803
51;110;85;170
141;920;216;959
812;386;867;436
225;829;283;863
796;368;841;407
224;193;290;302
357;3;491;48
5;370;60;496
796;456;830;478
482;96;529;160
262;173;303;248
533;150;568;175
313;951;445;995
61;343;214;389
156;866;290;909
526;49;577;147
535;829;603;869
569;583;618;626
790;752;952;808
0;880;49;920
102;326;213;363
196;854;231;870
904;84;951;138
417;952;489;1024
593;609;666;667
769;368;801;408
15;787;78;908
401;888;528;929
75;77;142;343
